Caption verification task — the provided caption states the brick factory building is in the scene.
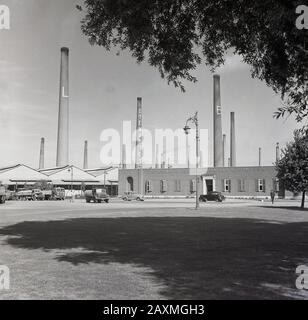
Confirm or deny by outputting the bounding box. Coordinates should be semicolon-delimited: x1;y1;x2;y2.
119;167;289;199
118;75;291;199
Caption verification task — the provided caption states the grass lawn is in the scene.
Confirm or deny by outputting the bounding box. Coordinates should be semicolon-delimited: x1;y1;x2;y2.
1;205;308;299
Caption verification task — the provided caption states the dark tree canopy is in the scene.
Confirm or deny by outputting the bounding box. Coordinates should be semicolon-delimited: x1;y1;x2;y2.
276;130;308;208
79;0;308;120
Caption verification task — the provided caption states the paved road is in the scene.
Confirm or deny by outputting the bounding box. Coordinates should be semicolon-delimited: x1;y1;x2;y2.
0;198;307;226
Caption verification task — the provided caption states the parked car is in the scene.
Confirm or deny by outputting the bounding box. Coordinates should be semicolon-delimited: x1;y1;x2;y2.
0;184;6;204
85;189;110;203
199;191;225;202
122;192;144;201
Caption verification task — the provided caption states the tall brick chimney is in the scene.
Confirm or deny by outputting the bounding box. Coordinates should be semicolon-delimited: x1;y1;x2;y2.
213;75;223;167
276;143;280;163
259;147;262;166
39;137;45;169
222;134;226;167
56;47;69;167
122;144;127;169
230;112;236;167
83;140;88;169
135;97;143;169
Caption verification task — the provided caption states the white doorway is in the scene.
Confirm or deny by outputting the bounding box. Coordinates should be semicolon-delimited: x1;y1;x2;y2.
202;176;216;194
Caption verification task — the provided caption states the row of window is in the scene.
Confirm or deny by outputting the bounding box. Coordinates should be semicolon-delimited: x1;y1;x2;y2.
145;179;196;194
144;179;279;194
223;179;279;193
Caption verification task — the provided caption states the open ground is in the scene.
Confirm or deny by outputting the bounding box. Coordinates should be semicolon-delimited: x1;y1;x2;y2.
0;199;308;300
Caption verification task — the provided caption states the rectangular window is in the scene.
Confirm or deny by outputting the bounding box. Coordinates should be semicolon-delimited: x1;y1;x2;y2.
175;180;181;192
161;180;168;193
223;179;231;193
238;179;245;192
273;179;279;192
257;179;266;192
145;180;153;193
190;179;196;193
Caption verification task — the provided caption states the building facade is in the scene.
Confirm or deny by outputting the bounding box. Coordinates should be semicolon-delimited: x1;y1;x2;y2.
119;166;289;198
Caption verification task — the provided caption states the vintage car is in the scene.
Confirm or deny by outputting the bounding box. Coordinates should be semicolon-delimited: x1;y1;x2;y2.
122;192;144;201
85;189;110;203
0;183;6;204
199;191;225;203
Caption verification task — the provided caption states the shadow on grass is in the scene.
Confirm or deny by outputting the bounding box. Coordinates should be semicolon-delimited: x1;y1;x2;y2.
257;205;308;212
0;217;308;299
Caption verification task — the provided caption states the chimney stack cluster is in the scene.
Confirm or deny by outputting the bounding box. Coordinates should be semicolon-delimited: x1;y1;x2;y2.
39;50;281;171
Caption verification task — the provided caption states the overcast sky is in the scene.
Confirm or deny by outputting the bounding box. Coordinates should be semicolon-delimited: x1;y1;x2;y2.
0;0;300;169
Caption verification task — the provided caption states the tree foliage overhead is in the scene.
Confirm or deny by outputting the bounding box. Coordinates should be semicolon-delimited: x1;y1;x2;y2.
79;0;308;119
276;130;308;208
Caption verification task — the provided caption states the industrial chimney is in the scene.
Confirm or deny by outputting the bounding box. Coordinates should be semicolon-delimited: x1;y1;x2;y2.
135;97;144;195
222;134;226;167
122;144;127;169
39;137;45;169
230;112;236;167
155;144;159;169
56;47;69;167
276;143;280;163
83;140;88;169
259;147;262;166
213;75;223;167
135;97;143;169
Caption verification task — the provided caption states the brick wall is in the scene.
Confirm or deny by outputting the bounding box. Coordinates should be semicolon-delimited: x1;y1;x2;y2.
119;166;290;198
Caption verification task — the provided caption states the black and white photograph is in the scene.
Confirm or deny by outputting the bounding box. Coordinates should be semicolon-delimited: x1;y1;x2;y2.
0;0;308;314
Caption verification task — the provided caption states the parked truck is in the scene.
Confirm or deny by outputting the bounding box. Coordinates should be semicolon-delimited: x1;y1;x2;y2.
16;188;43;201
85;189;110;203
0;184;6;204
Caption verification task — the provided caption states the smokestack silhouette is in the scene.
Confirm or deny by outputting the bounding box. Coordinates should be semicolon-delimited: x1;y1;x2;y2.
135;97;143;169
276;143;280;163
83;140;88;169
213;75;223;167
230;112;236;167
56;47;69;167
222;134;226;167
259;148;262;166
39;138;45;169
122;144;127;169
155;144;159;169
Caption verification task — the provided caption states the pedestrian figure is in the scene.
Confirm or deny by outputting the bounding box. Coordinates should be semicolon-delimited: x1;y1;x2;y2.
270;190;275;204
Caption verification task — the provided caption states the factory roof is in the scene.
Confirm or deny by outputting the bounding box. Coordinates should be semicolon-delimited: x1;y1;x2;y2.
38;166;71;176
0;164;50;183
85;166;115;177
39;165;100;183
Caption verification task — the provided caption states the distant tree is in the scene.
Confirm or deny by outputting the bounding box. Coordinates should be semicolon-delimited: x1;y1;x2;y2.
78;0;308;120
276;130;308;209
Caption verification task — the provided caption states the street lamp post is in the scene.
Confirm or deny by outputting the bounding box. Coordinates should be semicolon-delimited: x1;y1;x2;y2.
68;166;74;203
184;112;200;210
